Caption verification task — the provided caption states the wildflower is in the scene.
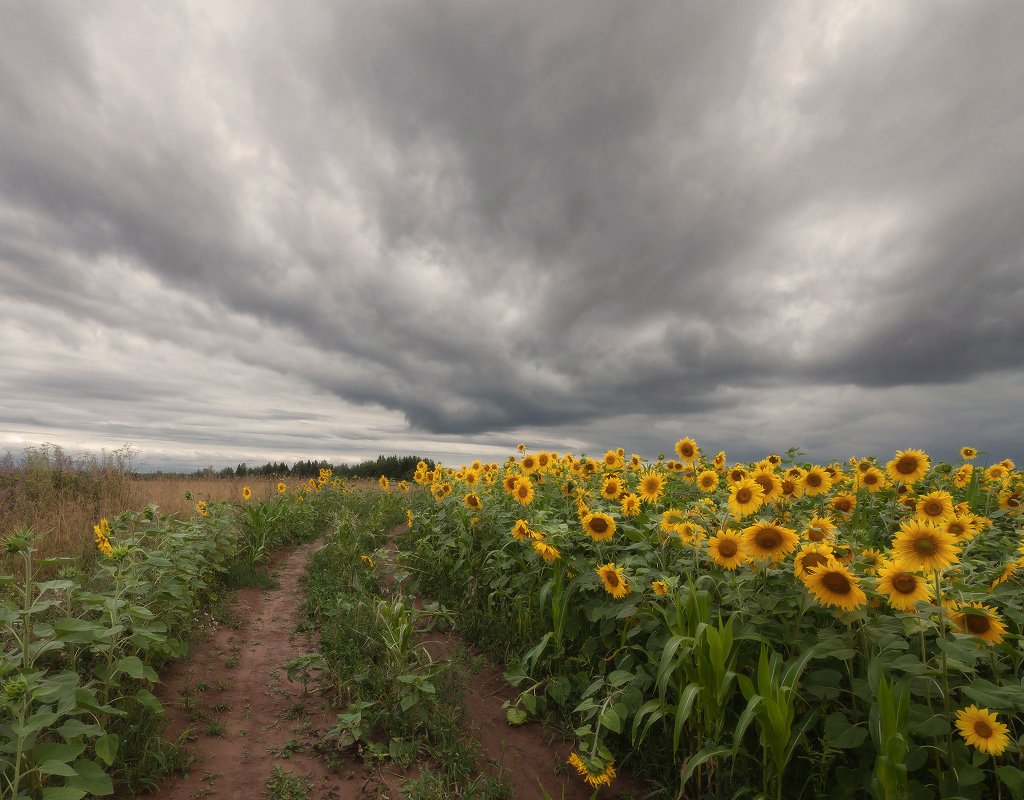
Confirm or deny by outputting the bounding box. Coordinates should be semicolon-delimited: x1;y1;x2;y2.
955;706;1010;755
596;563;631;598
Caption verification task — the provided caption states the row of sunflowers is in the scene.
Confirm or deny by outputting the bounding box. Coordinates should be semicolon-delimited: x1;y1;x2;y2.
399;441;1023;800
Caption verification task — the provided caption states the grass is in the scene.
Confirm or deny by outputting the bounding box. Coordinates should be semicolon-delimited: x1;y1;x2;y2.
263;765;314;800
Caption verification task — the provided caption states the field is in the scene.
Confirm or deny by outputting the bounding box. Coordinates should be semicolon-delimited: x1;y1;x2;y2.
1;442;1022;799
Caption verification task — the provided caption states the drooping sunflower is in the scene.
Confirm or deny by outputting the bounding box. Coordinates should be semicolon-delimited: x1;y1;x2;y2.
651;580;670;596
567;752;617;789
707;531;748;569
533;540;561;561
743;521;799;562
885;449;930;485
951;603;1007;645
512;477;535;506
728;478;765;519
802;559;867;612
915;490;955;525
601;475;624;500
696;470;719;493
803;514;836;543
675;437;700;464
953;464;973;488
955;706;1010;755
637;470;666;503
619;492;641;517
713;451;727;470
793;543;835;578
891;520;960;572
242;486;252;501
464;492;483;511
360;555;374;568
876;562;933;612
859;547;883;575
583;512;616;542
511;520;531;541
432;481;452;501
596;563;631;598
801;466;833;497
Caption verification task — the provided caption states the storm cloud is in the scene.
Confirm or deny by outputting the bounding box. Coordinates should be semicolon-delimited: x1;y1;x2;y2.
1;0;1022;469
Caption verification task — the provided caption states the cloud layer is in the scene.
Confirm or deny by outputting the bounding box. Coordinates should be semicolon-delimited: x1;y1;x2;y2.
2;1;1022;469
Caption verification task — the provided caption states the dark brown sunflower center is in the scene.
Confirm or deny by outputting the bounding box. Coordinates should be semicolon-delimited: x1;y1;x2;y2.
717;540;738;558
966;614;991;635
806;474;822;487
974;720;993;737
864;474;879;485
755;476;774;492
807;528;825;542
922;501;942;516
914;538;935;554
681;445;694;458
948;523;965;536
589;517;609;534
605;572;619;587
897;459;917;475
835;499;853;512
644;479;659;493
735;488;752;503
892;575;917;594
755;529;782;549
517;485;529;498
822;572;852;594
701;476;714;487
802;553;829;571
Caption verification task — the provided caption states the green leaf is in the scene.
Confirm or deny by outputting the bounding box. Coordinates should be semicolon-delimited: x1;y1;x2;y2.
506;707;528;726
67;759;114;796
825;711;868;748
997;765;1024;800
41;787;86;800
598;708;622;734
95;734;119;766
114;656;145;680
34;743;85;765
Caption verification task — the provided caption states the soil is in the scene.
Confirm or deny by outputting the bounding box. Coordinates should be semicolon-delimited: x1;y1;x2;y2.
143;537;649;800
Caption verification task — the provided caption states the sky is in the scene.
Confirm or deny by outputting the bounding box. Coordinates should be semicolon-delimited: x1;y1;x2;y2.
1;1;1023;472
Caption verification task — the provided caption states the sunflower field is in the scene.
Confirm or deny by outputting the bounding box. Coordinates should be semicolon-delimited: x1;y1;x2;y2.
398;442;1024;799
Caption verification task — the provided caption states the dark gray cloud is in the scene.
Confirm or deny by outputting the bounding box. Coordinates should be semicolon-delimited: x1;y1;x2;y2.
1;1;1022;469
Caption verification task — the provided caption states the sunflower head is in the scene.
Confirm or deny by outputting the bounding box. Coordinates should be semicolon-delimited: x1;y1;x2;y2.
793;543;835;578
651;580;670;596
877;562;933;612
951;603;1007;645
707;531;748;570
728;478;766;519
619;492;641;517
892;520;960;572
886;449;930;485
242;486;252;501
512;477;535;505
802;558;867;612
601;476;623;500
596;563;631;598
637;470;666;503
956;706;1010;755
742;521;799;562
675;437;699;464
583;512;616;542
960;446;978;461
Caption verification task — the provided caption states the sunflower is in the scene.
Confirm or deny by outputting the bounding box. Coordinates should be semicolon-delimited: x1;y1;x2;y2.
512;477;535;506
891;520;960;572
520;454;539;474
801;466;833;497
651;580;670;596
998;487;1023;514
942;515;977;542
511;520;531;540
536;452;552;471
727;466;749;485
464;492;483;511
242;486;252;501
406;510;414;527
856;467;886;492
831;494;857;515
464;469;480;487
751;468;782;502
707;531;748;569
728;478;765;519
992;559;1023;590
779;477;804;501
803;559;867;612
596;563;631;598
766;454;782;467
360;555;374;568
603;450;624;470
675;437;700;464
953;464;973;489
432;481;452;501
277;482;287;494
660;508;686;533
583;512;616;542
378;476;389;491
627;454;643;469
743;521;799;562
637;470;666;503
793;543;835;578
915;490;954;524
960;446;978;461
951;603;1007;645
533;540;561;561
886;449;930;485
713;451;727;469
567;752;617;789
803;514;836;543
876;562;933;612
955;706;1010;755
601;475;623;500
619;492;641;517
859;547;883;575
696;470;719;493
502;473;521;494
676;521;705;545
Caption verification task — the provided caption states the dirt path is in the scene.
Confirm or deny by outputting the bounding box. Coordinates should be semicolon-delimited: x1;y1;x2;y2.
145;537;647;800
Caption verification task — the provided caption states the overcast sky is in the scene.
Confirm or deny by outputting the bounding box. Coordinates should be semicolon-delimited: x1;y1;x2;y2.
1;1;1022;472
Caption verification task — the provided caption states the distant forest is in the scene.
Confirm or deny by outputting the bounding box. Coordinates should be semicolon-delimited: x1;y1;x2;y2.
144;454;434;482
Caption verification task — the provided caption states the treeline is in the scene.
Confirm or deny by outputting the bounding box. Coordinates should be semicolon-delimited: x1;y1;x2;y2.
177;454;434;482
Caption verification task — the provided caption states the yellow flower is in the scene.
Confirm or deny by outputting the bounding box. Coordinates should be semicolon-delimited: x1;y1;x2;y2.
406;510;414;527
512;477;535;506
602;450;624;470
955;706;1010;755
379;476;390;490
802;559;867;612
728;478;765;519
533;541;561;561
242;486;252;501
596;563;631;598
619;492;641;517
601;475;623;500
951;603;1007;645
696;469;719;493
801;466;833;497
567;752;617;789
637;470;666;503
743;521;799;562
831;493;857;516
891;520;959;572
464;492;483;511
915;490;955;524
960;446;978;460
651;580;670;595
360;555;374;568
876;562;932;612
885;449;930;485
674;437;699;464
582;512;616;542
751;468;783;502
707;531;747;570
793;543;834;579
511;520;532;541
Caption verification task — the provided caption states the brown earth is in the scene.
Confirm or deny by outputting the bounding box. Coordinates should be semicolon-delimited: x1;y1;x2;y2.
143;538;649;800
